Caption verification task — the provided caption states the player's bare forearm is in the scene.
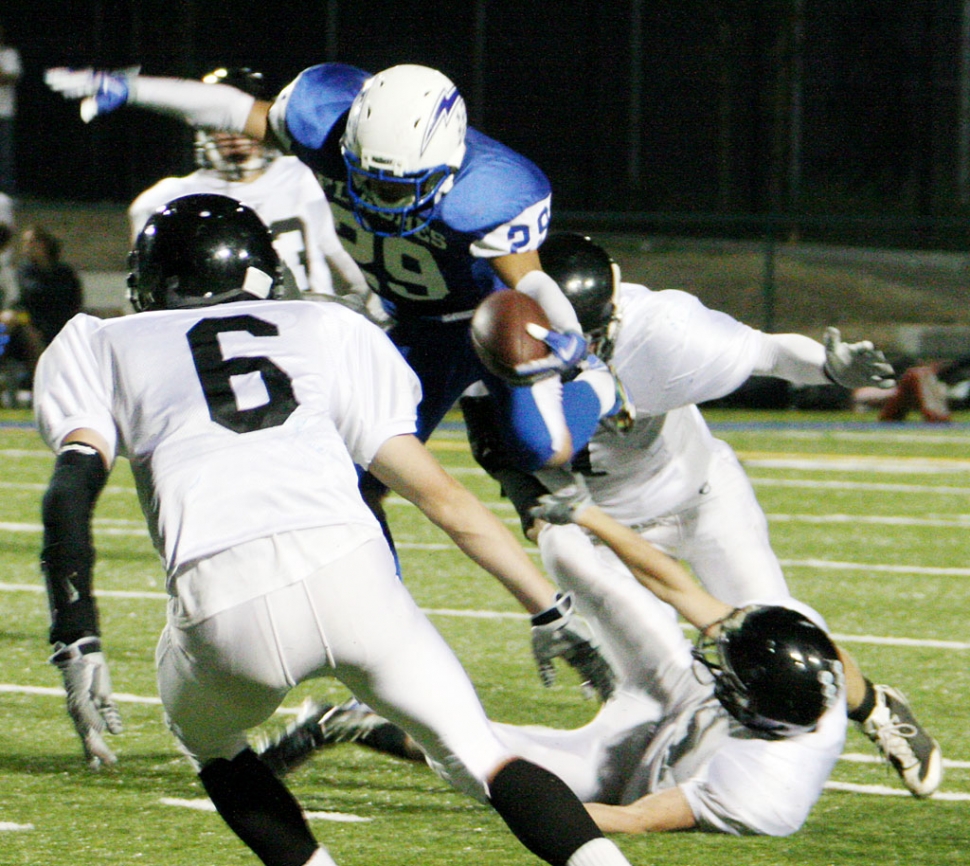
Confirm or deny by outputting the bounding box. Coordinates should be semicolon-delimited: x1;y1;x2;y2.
585;787;697;834
575;506;731;630
370;435;557;613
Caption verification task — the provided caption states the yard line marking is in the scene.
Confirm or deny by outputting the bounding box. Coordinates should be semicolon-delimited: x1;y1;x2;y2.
0;480;135;494
768;513;970;528
0;520;149;536
158;798;371;822
841;752;970;770
0;822;33;832
830;633;970;650
780;558;970;577
823;781;970;800
0;683;163;704
750;476;970;494
0;582;966;647
744;429;970;445
737;451;970;474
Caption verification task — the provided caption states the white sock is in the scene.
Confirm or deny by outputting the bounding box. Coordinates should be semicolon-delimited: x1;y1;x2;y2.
566;837;631;866
303;847;339;866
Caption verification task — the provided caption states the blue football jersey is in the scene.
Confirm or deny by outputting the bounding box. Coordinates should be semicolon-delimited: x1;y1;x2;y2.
270;63;553;320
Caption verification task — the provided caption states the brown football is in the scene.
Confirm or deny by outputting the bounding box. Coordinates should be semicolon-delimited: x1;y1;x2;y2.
470;290;552;382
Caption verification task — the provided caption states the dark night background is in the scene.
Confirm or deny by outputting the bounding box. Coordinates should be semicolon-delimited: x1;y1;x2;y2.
6;0;970;247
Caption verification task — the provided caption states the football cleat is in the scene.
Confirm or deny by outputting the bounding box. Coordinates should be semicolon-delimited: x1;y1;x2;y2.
862;684;942;798
255;698;333;777
256;698;392;777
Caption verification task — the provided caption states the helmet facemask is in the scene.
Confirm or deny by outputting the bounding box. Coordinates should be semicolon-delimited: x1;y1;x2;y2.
195;66;280;182
194;131;278;182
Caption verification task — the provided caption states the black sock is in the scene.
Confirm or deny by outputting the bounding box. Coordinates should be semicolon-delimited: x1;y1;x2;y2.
489;758;602;866
199;748;318;866
848;678;877;723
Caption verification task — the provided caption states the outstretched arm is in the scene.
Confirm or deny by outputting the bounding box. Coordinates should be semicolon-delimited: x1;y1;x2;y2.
532;483;731;631
45;67;270;137
369;434;615;699
754;327;895;390
570;505;732;632
370;433;557;613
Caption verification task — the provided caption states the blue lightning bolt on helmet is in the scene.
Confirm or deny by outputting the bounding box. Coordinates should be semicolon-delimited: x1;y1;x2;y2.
341;64;467;237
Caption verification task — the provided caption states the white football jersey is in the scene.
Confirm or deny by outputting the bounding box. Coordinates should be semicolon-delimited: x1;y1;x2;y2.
34;300;420;574
582;283;771;524
129;157;346;295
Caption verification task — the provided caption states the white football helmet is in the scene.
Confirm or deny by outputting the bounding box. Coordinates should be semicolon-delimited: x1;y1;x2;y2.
341;64;467;237
194;67;279;181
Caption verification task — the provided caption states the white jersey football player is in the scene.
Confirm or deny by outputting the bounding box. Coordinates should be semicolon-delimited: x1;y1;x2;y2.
499;497;848;836
457;233;939;799
127;67;373;307
34;194;632;866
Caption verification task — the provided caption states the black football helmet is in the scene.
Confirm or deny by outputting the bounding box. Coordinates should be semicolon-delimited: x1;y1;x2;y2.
539;232;622;362
128;193;282;312
195;67;279;180
692;605;843;739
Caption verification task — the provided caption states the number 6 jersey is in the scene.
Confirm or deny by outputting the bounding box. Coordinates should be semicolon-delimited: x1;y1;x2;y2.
34;300;421;575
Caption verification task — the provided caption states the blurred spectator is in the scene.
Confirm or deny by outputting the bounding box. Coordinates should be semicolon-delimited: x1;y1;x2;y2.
0;225;83;403
0;190;13;304
0;21;21;194
14;224;83;345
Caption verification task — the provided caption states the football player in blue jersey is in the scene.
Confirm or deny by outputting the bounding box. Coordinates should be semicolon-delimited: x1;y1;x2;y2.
46;62;628;559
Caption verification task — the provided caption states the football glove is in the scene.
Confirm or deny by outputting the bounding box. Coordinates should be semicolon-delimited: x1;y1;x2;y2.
531;592;615;701
529;475;594;525
45;67;140;123
49;636;123;769
823;327;896;390
513;324;588;382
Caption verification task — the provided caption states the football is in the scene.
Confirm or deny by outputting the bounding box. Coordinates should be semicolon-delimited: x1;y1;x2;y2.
471;290;551;382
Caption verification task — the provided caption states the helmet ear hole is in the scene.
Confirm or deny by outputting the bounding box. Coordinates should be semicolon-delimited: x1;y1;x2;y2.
128;194;282;312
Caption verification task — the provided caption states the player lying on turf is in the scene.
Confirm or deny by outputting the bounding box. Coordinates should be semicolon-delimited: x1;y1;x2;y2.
262;480;857;836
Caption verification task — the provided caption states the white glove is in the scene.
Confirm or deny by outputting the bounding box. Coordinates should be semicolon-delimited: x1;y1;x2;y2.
823;327;896;390
45;67;140;123
530;592;615;701
529;475;593;525
49;636;123;769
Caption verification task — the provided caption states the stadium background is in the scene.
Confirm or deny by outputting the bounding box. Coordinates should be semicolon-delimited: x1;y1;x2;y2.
3;1;969;353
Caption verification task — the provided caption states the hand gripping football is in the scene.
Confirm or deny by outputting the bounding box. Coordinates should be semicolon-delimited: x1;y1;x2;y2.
471;290;552;383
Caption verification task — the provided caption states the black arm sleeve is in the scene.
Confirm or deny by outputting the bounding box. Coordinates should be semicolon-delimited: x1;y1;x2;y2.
41;444;109;645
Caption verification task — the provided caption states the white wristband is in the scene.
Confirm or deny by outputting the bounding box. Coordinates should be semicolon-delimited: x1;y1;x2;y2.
515;270;582;334
131;77;255;132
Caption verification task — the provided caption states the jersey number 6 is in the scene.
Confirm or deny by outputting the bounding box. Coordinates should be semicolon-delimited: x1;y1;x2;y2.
187;315;299;434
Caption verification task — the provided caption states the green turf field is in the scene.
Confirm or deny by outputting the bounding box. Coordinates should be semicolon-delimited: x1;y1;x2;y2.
0;407;967;865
